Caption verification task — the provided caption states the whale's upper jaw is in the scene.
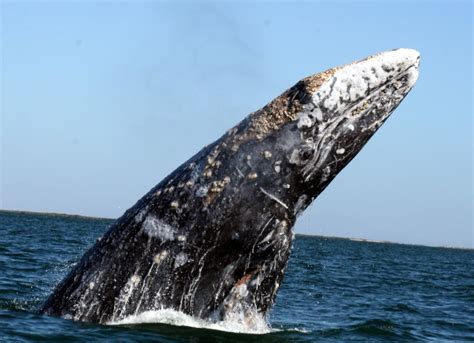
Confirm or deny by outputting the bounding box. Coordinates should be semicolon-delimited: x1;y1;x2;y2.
316;48;420;112
288;49;420;189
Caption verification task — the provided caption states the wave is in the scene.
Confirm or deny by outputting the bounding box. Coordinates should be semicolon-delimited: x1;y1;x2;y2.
108;308;273;335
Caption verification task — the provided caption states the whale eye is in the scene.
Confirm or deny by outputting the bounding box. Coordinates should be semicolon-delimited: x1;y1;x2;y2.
299;146;313;161
289;144;314;166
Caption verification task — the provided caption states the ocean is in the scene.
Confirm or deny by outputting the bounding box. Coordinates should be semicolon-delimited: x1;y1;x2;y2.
0;210;472;342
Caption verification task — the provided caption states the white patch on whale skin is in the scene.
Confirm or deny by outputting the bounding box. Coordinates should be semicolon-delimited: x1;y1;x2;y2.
235;284;249;299
289;149;302;165
196;186;208;197
153;251;168;266
297;113;313;129
314;49;419;117
313;108;324;122
134;206;149;223
174;253;188;268
142;216;177;241
130;275;141;286
250;274;262;287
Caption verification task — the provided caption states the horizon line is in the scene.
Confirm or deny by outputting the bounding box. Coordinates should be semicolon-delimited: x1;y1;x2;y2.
0;208;472;251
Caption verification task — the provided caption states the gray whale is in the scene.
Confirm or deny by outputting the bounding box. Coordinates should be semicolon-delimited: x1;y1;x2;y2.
41;49;420;326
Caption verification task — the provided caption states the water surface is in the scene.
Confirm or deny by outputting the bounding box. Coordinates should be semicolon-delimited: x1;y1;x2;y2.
0;210;472;341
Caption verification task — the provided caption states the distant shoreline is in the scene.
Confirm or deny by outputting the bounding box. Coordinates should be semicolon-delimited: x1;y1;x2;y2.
0;209;114;221
298;233;473;251
1;209;472;251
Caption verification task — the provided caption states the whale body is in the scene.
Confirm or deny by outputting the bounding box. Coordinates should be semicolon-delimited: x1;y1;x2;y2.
41;49;420;326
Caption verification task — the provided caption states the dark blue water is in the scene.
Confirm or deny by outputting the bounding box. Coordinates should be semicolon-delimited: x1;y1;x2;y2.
0;210;473;342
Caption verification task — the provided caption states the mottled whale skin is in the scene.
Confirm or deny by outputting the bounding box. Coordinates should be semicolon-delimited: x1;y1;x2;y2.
41;49;420;326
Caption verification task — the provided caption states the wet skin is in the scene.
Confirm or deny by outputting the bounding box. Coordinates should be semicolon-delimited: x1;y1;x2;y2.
41;49;420;326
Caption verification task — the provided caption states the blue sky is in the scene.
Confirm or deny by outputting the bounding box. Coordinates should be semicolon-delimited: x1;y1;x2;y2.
1;1;472;248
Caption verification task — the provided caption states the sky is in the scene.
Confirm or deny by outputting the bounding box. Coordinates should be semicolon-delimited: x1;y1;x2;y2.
1;1;472;248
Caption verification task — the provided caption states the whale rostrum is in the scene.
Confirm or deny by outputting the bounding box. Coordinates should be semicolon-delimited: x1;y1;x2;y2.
41;49;420;326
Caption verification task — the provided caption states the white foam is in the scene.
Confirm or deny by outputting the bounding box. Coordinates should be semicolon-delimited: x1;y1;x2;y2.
108;308;273;335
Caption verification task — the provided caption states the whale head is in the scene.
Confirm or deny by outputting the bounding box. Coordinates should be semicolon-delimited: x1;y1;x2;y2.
268;48;420;216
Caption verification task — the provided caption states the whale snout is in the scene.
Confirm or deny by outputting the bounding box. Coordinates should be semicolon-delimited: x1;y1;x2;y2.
302;48;420;124
368;48;420;90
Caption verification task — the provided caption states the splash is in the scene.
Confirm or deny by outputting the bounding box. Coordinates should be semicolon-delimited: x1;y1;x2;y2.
108;308;273;335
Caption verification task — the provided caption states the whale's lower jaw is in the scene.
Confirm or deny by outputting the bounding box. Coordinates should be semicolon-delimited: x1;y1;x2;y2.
40;49;420;325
